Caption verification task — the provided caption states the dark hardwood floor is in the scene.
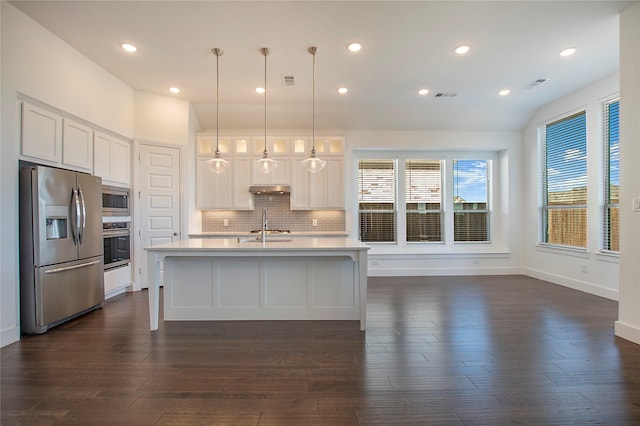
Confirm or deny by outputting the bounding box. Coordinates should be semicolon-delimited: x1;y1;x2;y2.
2;275;640;425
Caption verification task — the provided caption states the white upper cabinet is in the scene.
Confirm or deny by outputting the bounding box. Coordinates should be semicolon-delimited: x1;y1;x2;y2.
195;135;253;210
20;101;130;182
94;131;131;187
21;102;62;164
62;119;93;172
196;134;344;211
290;138;345;210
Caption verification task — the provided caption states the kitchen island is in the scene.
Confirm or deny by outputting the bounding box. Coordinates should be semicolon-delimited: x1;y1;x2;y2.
145;238;369;331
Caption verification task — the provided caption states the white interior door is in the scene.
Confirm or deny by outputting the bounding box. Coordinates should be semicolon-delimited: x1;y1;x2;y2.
139;144;181;289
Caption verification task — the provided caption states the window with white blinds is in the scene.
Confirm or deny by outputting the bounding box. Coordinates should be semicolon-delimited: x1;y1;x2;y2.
540;111;587;248
358;159;396;242
603;99;620;252
406;160;443;242
453;159;489;242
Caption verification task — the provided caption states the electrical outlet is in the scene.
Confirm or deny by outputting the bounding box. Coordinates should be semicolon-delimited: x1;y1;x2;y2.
223;219;229;227
581;264;588;273
312;219;318;227
633;198;640;212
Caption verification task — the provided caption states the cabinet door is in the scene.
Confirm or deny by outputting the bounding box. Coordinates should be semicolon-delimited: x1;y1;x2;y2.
252;156;290;185
234;157;254;210
21;102;62;163
325;158;344;208
290;159;310;210
110;139;131;185
94;132;131;186
196;157;233;209
62;119;93;172
309;158;344;209
93;132;111;180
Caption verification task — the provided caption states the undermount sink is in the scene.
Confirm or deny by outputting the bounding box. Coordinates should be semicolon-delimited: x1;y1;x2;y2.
249;229;290;235
238;235;293;243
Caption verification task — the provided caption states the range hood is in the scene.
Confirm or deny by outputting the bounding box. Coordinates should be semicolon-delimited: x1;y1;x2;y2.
249;185;291;195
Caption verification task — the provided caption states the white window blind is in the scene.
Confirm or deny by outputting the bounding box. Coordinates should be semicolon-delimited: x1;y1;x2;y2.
453;159;489;242
540;111;587;248
406;160;443;242
358;159;396;242
603;99;620;252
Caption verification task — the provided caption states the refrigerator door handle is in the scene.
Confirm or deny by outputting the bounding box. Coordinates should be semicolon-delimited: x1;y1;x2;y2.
70;188;81;245
77;186;86;244
44;259;102;274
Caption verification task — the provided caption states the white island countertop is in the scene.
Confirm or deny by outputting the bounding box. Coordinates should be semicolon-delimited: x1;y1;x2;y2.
146;237;368;252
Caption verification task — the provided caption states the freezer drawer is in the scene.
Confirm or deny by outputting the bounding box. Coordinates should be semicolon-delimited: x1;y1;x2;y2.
21;256;105;334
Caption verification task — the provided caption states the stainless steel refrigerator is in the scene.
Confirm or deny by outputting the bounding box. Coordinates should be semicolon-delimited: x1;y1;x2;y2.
20;164;104;334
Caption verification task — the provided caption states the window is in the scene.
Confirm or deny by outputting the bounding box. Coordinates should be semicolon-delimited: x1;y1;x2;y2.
540;111;587;248
453;159;489;242
358;160;396;242
406;160;443;242
603;99;620;252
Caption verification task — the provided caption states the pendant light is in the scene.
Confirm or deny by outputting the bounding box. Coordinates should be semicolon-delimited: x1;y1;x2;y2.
302;46;326;173
207;48;230;174
255;47;278;174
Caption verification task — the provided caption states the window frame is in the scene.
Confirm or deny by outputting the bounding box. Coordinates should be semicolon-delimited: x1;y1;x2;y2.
357;159;398;244
354;151;497;248
405;159;444;243
452;159;491;244
539;109;588;250
602;97;620;254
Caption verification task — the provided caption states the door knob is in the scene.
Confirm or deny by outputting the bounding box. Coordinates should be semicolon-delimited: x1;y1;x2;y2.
173;232;179;236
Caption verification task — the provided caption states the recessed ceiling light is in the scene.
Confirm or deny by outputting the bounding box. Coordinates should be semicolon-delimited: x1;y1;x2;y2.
255;87;265;94
169;87;180;94
337;87;349;94
121;43;137;53
347;42;362;53
560;47;577;57
498;89;511;96
454;45;470;55
418;89;429;96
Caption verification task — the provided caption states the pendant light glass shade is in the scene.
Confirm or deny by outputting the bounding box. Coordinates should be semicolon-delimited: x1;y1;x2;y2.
303;46;326;173
207;48;230;174
255;47;278;174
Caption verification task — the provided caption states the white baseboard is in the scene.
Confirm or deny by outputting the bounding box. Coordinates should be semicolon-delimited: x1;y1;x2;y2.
523;267;619;301
615;321;640;345
1;326;20;348
368;266;523;277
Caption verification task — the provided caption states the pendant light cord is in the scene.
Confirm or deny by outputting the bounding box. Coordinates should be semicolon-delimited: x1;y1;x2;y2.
312;47;316;155
262;48;269;155
216;49;220;155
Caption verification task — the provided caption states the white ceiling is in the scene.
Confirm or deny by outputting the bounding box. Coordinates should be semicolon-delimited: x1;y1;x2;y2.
9;1;633;132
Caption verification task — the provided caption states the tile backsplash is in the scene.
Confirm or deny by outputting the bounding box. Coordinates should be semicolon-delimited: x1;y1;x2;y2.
201;194;345;232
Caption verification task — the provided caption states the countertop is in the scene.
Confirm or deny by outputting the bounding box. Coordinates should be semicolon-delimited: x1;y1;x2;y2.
189;231;349;238
145;237;369;252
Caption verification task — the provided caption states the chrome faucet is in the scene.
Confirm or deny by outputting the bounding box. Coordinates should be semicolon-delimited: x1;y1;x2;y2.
261;208;268;242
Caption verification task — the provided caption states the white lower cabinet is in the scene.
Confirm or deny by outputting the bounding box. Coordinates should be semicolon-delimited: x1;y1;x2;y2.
104;264;131;299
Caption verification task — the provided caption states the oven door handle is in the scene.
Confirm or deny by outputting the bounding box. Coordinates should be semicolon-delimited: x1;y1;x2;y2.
103;229;130;237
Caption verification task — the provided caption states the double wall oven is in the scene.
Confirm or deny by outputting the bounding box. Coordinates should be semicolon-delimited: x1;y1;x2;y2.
102;185;131;271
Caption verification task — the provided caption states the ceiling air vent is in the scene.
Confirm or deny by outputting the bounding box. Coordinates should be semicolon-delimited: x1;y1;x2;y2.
525;78;549;89
434;92;457;98
282;75;295;86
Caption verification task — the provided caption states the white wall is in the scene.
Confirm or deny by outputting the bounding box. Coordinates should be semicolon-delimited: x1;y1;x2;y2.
615;2;640;345
344;130;523;276
0;3;134;346
521;74;620;300
134;91;191;144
